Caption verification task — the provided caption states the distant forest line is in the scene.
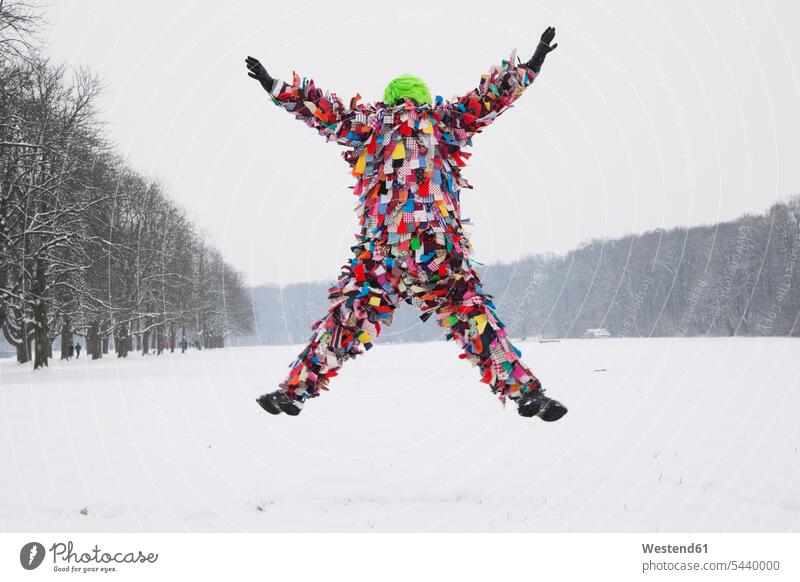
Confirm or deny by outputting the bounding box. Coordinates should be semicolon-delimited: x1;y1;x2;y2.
244;196;800;345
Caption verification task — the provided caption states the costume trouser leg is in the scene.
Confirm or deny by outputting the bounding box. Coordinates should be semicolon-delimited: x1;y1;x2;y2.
279;243;399;403
393;232;543;403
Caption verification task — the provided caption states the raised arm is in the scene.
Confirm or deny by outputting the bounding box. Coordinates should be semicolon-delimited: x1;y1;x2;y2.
245;56;374;147
438;27;558;140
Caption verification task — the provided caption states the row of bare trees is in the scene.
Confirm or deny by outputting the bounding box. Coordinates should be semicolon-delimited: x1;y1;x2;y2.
0;1;252;368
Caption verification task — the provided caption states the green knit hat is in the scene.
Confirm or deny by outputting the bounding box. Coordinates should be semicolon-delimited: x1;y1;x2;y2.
383;74;432;106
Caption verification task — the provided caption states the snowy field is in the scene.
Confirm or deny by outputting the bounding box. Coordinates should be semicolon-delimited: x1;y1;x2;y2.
1;337;799;533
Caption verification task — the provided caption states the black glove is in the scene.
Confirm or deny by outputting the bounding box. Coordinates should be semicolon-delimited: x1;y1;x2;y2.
526;26;558;73
246;56;274;91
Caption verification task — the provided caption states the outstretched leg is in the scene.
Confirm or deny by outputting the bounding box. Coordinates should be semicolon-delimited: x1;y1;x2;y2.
258;241;399;413
397;229;567;420
423;266;542;402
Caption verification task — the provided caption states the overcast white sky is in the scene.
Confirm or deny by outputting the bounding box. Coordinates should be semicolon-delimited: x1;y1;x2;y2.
43;0;800;286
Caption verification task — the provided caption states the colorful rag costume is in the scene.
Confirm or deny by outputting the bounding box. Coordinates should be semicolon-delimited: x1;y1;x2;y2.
266;50;543;407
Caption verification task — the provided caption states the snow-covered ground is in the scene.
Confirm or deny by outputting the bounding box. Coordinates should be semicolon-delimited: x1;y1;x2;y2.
1;337;799;532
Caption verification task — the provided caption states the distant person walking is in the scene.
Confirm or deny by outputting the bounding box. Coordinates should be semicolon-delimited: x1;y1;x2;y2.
74;342;81;359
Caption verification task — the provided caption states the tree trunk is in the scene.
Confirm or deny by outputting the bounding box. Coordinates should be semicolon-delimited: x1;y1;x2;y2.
116;321;129;358
156;324;164;355
32;257;50;370
3;318;31;363
141;317;151;355
16;340;31;364
86;323;96;357
87;321;102;360
60;318;73;360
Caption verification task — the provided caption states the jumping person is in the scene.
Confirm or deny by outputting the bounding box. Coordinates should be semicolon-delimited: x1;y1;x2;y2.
248;27;567;421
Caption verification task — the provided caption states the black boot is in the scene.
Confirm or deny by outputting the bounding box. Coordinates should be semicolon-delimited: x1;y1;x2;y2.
517;392;568;422
256;390;303;416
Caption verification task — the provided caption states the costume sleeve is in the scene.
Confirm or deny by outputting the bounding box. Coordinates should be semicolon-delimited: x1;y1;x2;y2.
438;50;537;140
267;71;374;147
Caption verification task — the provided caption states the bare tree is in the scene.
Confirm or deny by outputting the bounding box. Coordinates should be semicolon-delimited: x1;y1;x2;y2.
0;0;41;62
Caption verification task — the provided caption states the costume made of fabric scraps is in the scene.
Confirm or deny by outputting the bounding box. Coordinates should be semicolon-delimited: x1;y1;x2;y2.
266;50;544;408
